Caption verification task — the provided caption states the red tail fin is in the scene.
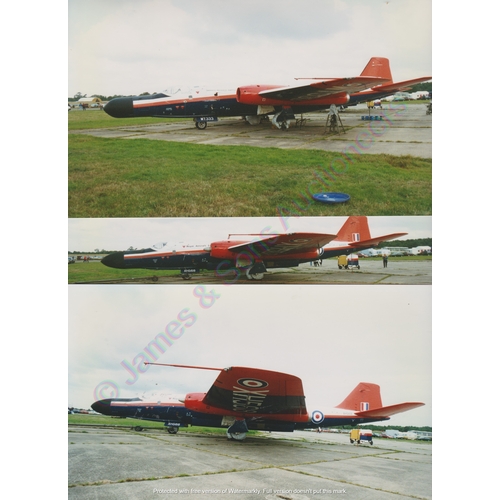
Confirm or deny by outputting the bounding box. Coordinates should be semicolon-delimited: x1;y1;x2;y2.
335;382;382;411
335;216;371;243
360;57;393;84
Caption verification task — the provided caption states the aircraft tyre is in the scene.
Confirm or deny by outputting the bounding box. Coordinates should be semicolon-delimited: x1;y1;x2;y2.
195;121;207;130
370;440;373;445
181;274;192;280
167;427;179;434
245;269;264;280
350;439;354;443
227;431;246;441
134;426;143;432
152;276;159;282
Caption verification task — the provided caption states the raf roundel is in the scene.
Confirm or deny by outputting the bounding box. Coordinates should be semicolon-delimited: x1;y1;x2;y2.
311;410;325;424
237;378;269;389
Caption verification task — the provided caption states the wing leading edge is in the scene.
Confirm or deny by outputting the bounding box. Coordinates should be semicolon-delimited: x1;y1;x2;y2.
227;233;337;257
259;76;390;102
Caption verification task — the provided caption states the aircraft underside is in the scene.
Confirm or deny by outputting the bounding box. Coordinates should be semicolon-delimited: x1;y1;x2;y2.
104;94;332;130
90;399;388;440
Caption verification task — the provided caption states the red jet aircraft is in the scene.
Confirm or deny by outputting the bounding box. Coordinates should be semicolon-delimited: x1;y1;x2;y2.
103;57;430;129
91;363;425;440
101;216;407;281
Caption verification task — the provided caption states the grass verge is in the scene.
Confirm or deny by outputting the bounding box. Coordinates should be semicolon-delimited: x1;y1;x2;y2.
69;134;431;217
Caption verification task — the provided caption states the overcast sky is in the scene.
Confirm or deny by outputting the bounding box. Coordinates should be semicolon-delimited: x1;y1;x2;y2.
68;0;432;97
69;284;431;426
68;216;431;252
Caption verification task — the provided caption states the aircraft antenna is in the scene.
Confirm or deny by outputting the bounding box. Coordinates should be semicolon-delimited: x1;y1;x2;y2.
145;362;223;371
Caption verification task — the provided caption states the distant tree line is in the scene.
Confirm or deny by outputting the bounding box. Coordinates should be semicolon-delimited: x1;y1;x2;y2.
68;92;154;102
409;82;432;93
377;238;432;249
359;424;432;432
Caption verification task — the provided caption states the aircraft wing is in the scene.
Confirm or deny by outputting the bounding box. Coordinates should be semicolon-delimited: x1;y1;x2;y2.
347;232;408;248
355;402;425;418
259;76;389;102
228;233;337;256
201;366;308;419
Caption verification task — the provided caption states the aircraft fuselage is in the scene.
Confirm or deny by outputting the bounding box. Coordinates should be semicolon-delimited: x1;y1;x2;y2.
100;244;361;275
91;398;389;432
103;90;344;120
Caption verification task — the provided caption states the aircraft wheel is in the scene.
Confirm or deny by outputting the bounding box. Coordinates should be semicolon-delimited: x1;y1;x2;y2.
251;273;264;280
227;432;246;441
350;439;354;444
370;441;373;445
134;426;143;432
152;276;158;282
167;427;179;434
181;274;192;280
246;269;264;280
195;121;207;130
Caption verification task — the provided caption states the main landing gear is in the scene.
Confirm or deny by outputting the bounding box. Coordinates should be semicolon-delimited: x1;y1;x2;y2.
246;269;264;280
226;419;248;440
195;121;207;130
245;262;267;280
226;431;247;441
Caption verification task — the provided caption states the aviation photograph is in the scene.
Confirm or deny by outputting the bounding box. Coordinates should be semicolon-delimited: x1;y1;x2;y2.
68;0;432;219
66;1;433;498
68;284;431;497
68;215;431;284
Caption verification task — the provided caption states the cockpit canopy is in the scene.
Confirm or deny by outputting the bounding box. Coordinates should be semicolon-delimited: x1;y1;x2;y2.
151;242;168;251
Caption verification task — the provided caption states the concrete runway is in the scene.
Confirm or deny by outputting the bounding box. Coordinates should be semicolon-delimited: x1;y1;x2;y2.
68;426;431;499
73;103;431;158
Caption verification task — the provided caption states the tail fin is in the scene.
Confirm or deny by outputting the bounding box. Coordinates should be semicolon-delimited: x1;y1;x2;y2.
360;57;393;84
335;382;382;411
335;216;371;243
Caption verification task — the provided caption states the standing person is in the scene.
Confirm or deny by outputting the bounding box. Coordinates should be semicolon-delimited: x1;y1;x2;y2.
382;254;388;268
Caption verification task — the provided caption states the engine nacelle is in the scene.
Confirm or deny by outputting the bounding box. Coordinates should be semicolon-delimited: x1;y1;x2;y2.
210;241;235;259
236;85;282;105
184;392;209;412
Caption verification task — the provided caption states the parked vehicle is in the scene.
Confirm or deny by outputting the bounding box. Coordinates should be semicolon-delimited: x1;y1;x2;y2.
350;429;373;445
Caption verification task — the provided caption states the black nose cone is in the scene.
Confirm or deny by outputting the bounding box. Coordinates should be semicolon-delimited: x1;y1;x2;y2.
104;97;134;118
102;252;126;269
91;399;113;415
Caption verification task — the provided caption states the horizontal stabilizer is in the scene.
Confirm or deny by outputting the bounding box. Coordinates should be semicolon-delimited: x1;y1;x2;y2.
373;77;431;92
355;402;424;418
348;232;408;248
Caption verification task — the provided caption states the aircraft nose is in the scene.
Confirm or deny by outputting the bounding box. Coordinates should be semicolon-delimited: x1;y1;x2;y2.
101;252;126;269
104;97;134;118
91;399;113;415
